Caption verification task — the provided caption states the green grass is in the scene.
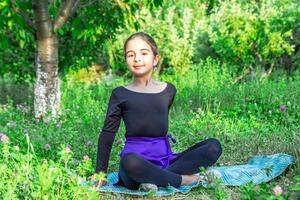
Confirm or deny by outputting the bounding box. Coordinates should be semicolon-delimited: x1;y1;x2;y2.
0;59;299;199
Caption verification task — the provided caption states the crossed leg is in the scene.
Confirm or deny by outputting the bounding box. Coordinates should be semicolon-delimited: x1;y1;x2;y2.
118;138;222;190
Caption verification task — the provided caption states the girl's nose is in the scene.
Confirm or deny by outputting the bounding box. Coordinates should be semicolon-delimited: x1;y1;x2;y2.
134;54;141;62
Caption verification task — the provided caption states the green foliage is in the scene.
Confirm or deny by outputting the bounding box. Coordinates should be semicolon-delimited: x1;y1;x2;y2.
0;75;33;105
65;64;105;85
0;0;35;81
0;0;164;82
2;0;300;83
203;0;300;70
0;133;102;199
178;59;300;138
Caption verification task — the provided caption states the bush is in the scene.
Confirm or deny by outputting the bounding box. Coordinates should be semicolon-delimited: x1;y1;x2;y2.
202;0;300;71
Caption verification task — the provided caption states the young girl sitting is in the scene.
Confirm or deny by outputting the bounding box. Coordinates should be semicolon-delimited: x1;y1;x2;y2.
92;32;222;190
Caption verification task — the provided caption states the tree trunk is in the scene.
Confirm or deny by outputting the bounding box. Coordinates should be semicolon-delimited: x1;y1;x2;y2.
26;0;79;118
33;0;60;118
9;0;79;118
34;35;60;118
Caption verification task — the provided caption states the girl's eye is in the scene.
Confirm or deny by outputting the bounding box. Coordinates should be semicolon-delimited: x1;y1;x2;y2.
127;54;134;58
142;52;148;55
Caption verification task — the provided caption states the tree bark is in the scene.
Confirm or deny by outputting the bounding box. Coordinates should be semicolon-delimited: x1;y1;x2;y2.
32;0;60;118
34;36;60;118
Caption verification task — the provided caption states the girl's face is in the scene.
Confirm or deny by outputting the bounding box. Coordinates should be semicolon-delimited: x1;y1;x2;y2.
125;37;159;78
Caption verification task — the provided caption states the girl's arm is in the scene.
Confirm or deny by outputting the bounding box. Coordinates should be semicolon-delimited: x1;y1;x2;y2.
95;89;122;174
168;83;177;109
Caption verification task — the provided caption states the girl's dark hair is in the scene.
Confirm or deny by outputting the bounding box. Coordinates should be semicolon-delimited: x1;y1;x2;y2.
123;32;159;57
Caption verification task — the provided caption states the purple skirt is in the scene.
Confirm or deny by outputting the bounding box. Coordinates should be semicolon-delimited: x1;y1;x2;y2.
120;134;178;168
115;134;178;186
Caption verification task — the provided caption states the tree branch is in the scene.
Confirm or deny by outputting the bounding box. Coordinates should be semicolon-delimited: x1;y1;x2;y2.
233;65;253;84
9;0;35;31
260;63;274;81
53;0;80;31
32;0;52;38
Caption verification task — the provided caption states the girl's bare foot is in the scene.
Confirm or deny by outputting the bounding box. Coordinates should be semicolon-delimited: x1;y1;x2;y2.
181;174;200;185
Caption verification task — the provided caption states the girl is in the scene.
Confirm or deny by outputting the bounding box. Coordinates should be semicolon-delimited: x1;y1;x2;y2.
92;32;222;190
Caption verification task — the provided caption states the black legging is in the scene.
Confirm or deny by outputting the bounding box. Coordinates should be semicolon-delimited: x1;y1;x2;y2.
118;138;222;190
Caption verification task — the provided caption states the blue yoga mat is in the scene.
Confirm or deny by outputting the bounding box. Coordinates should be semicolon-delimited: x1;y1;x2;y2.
82;153;294;197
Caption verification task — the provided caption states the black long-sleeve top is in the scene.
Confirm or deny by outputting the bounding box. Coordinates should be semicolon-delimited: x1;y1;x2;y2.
95;82;177;173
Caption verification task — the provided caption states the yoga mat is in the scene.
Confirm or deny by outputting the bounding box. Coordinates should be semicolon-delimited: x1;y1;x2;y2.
81;153;294;197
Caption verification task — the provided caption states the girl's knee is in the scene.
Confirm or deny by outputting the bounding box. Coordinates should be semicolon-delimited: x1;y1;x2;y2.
120;153;144;173
206;138;222;156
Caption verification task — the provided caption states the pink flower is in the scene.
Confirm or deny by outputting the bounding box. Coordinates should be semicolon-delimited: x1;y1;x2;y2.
273;185;283;196
83;155;90;160
279;105;286;111
1;134;9;143
44;118;49;125
65;146;71;153
44;144;51;151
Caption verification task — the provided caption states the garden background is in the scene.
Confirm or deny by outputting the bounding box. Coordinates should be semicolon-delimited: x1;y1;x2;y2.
0;0;299;199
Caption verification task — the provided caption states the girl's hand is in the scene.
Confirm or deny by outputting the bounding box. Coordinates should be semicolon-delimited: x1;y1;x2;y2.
94;180;107;187
90;174;107;188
